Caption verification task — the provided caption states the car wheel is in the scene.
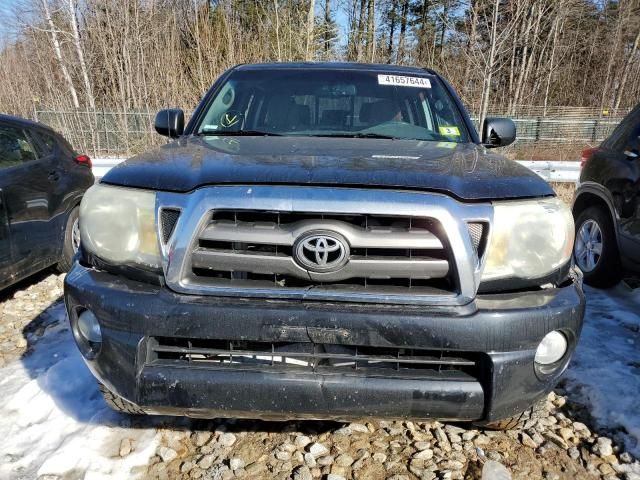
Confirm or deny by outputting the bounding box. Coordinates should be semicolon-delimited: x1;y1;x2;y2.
574;206;621;288
57;207;80;273
98;382;146;415
475;398;546;431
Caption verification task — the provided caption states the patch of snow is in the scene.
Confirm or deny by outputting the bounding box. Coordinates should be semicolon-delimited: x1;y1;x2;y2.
565;282;640;458
0;302;161;480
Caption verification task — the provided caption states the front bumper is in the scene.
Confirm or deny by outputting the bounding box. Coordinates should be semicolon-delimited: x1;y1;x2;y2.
64;263;585;422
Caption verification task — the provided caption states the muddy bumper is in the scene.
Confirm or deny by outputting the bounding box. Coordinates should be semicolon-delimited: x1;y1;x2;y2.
64;263;585;422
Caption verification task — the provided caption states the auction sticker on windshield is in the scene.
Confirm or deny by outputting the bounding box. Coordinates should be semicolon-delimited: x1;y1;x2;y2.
378;74;431;88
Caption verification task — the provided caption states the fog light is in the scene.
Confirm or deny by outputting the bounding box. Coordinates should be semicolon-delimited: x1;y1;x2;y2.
78;310;102;345
535;331;567;365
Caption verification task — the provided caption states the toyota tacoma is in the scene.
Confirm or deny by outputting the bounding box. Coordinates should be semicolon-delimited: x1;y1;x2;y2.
65;63;584;428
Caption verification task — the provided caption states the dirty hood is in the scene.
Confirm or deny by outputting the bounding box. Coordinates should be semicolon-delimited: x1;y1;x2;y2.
101;136;553;201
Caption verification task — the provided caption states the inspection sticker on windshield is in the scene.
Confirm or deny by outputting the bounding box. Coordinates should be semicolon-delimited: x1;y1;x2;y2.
378;74;431;88
439;126;460;136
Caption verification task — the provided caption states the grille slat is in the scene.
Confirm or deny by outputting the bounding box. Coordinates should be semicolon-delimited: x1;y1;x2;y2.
191;248;449;281
200;219;443;249
189;210;457;294
149;337;480;378
152;345;475;366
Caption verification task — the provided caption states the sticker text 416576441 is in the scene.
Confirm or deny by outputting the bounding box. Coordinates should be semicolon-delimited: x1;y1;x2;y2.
378;74;432;88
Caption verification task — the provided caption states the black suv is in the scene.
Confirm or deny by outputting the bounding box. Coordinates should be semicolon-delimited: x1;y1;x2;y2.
0;115;93;290
573;104;640;287
65;63;584;428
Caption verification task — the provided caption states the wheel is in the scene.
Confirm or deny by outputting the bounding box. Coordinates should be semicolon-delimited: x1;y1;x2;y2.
98;382;146;415
476;398;546;431
56;207;80;273
573;205;621;288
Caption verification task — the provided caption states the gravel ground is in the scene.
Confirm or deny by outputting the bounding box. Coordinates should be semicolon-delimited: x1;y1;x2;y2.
145;390;639;480
1;273;640;480
0;270;64;368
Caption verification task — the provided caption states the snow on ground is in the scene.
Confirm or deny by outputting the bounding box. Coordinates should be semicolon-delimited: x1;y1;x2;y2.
0;301;161;480
565;282;640;458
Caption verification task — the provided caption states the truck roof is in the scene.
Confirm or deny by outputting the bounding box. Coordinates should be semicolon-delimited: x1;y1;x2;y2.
234;62;438;77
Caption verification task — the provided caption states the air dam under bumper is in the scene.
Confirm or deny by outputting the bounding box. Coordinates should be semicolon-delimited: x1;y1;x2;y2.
64;263;585;422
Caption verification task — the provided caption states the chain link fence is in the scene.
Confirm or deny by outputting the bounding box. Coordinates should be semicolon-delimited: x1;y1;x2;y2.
34;108;162;157
476;105;626;145
500;117;620;144
34;106;628;158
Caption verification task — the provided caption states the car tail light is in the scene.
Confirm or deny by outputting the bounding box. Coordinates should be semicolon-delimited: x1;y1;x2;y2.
580;147;597;168
74;154;92;168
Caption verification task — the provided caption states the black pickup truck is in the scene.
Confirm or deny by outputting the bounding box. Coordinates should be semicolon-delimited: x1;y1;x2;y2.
65;63;584;429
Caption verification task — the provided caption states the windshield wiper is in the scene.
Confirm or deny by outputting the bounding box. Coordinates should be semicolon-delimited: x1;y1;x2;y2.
197;130;283;137
311;132;397;139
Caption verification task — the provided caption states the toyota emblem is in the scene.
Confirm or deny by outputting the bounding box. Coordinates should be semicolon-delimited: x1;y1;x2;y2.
294;231;349;272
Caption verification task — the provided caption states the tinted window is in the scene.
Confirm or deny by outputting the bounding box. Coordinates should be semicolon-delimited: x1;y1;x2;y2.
0;125;37;170
56;134;75;154
196;69;469;143
33;130;58;156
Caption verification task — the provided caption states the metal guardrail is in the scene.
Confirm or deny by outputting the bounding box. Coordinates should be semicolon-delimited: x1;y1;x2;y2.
92;158;581;183
92;157;124;179
518;160;580;183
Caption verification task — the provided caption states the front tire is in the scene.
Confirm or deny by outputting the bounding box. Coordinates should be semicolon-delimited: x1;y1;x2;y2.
98;382;146;415
476;398;546;430
57;207;80;273
574;206;621;288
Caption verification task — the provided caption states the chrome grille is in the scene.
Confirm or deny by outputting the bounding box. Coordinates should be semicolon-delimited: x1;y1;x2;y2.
189;210;455;294
160;186;494;305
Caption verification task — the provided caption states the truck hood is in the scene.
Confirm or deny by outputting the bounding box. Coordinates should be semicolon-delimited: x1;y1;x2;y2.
101;135;553;201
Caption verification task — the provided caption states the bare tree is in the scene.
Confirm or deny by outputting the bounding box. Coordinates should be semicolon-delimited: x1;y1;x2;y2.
67;0;94;108
41;0;79;108
614;29;640;110
324;0;332;54
397;0;408;63
0;0;637;143
305;0;316;60
366;0;375;61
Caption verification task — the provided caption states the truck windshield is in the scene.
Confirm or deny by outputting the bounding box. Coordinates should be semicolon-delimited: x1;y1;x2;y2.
195;69;470;143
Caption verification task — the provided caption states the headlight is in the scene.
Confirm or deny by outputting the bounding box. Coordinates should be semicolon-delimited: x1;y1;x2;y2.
482;197;574;281
80;184;161;269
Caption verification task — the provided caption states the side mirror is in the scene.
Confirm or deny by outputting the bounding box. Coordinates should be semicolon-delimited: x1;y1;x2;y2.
154;109;184;138
481;117;516;148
